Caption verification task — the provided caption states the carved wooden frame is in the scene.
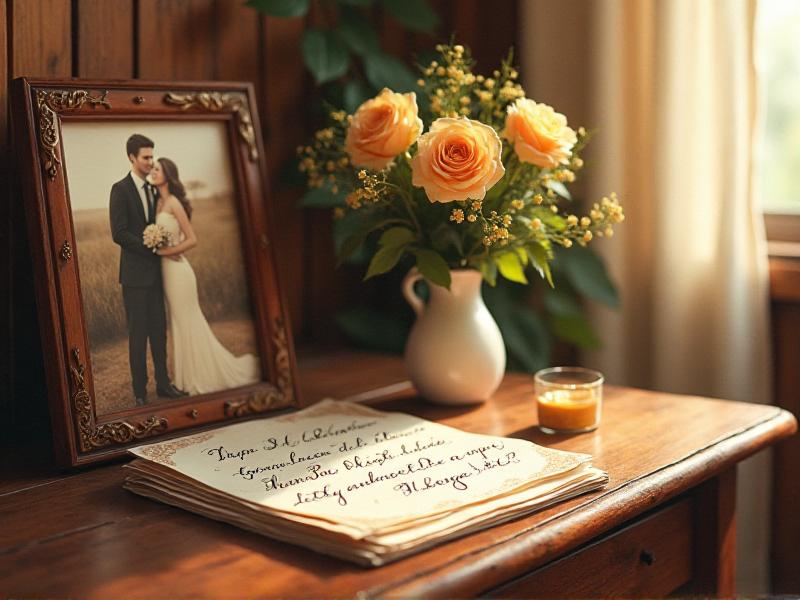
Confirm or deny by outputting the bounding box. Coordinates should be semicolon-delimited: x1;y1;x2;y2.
12;79;302;467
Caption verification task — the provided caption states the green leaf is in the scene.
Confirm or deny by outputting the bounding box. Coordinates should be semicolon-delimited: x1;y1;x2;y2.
531;207;567;231
503;309;551;373
337;230;370;265
338;8;380;56
364;53;418;92
335;216;411;266
478;259;498;286
414;249;451;288
338;0;374;5
380;0;439;32
484;284;551;372
495;251;528;284
335;306;408;353
431;223;464;256
301;29;349;85
246;0;310;17
514;246;528;266
543;288;582;317
545;179;572;200
300;186;346;208
379;226;415;248
365;240;408;279
554;245;619;308
343;79;373;113
549;312;600;349
527;242;553;286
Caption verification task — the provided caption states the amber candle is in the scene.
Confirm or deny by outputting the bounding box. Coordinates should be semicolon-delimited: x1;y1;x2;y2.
534;367;603;434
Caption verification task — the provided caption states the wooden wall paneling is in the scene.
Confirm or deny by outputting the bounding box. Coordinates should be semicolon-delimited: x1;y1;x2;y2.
137;0;215;80
0;0;525;424
302;210;341;343
261;15;308;338
479;0;519;72
448;0;520;74
770;299;800;593
451;0;480;55
379;6;407;57
10;0;72;77
1;0;10;424
213;0;260;81
212;1;298;337
8;0;73;434
76;0;134;77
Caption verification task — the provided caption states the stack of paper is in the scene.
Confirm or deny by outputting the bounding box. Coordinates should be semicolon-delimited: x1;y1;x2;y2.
124;400;608;566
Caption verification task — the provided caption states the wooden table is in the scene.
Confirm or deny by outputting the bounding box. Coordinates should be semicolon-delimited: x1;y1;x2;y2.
1;353;796;598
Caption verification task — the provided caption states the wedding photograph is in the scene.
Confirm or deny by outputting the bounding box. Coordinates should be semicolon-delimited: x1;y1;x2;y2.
62;121;262;415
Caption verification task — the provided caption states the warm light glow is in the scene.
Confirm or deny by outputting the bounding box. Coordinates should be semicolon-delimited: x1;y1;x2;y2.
61;121;235;212
756;0;800;213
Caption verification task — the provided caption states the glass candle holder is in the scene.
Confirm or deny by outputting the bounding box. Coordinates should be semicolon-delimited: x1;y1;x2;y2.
534;367;604;434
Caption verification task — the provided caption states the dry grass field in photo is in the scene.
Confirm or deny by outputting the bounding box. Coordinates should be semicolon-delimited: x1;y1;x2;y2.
72;193;261;415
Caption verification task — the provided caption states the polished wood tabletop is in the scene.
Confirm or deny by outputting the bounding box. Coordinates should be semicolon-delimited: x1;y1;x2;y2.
0;353;796;598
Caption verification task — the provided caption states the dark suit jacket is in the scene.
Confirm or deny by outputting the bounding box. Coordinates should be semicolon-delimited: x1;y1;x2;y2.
109;173;161;287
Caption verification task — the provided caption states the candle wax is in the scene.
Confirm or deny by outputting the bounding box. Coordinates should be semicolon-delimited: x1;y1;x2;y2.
537;388;599;432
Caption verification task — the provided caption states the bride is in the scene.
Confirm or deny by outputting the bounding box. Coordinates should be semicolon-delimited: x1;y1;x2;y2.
150;157;260;395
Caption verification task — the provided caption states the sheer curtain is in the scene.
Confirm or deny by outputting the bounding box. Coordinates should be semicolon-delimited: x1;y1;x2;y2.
521;0;772;592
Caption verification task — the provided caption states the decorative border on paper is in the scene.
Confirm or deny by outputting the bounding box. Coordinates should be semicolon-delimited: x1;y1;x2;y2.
135;431;216;467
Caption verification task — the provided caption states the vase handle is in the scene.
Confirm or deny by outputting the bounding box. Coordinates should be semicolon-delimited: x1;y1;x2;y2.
402;268;425;316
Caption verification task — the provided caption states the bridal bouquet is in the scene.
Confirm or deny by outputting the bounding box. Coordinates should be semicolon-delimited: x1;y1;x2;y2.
142;223;172;253
298;43;624;289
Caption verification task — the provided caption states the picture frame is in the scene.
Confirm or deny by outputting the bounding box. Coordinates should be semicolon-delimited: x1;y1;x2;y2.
11;78;302;467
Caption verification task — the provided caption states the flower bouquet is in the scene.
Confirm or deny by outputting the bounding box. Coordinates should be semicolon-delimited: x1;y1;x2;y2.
298;43;624;404
143;223;172;253
299;43;624;290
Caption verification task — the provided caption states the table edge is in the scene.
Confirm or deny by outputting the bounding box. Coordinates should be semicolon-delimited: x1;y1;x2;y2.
371;407;797;598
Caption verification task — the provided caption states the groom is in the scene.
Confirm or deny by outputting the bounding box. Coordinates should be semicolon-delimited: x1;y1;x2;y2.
109;134;186;406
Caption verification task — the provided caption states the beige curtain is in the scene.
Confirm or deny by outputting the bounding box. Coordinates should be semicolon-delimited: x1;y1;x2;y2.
521;0;772;592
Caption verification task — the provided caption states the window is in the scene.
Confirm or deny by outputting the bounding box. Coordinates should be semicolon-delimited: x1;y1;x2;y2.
757;0;800;216
757;0;800;247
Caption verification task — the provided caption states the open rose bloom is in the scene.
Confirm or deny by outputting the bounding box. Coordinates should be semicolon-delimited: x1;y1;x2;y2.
504;99;578;169
298;43;623;289
345;89;423;171
411;117;505;203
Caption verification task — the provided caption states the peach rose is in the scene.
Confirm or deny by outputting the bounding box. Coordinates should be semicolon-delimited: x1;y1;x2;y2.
344;89;423;171
411;117;505;203
503;99;577;169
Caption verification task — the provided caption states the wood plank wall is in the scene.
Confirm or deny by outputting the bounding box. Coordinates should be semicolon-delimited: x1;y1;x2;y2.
768;256;800;594
0;0;519;433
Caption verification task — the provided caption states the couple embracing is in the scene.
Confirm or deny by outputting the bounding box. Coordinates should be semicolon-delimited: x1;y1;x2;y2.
109;134;259;406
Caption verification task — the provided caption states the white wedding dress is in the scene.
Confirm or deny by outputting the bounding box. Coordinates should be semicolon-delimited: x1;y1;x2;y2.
157;211;260;395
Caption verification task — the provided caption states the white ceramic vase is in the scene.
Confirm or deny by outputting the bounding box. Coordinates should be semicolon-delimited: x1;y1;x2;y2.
402;268;506;405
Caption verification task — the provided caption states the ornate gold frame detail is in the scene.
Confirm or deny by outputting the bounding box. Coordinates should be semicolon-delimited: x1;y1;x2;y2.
70;348;169;452
164;92;258;161
224;317;294;417
35;89;111;181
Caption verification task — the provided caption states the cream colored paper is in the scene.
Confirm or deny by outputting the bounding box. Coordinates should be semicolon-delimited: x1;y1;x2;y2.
125;399;608;565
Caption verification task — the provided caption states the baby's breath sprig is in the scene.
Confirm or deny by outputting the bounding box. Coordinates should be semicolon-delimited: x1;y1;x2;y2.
477;50;525;128
296;41;624;290
297;108;352;193
345;169;390;210
419;43;477;121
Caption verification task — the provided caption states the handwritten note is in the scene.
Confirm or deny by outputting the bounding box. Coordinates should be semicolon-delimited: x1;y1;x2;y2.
128;400;591;537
